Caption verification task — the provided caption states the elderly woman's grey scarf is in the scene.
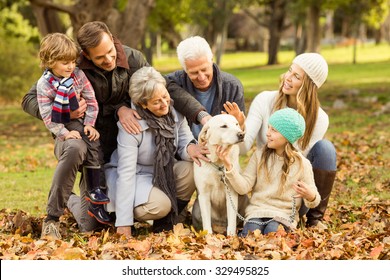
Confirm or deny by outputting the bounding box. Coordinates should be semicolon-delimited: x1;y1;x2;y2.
136;105;178;222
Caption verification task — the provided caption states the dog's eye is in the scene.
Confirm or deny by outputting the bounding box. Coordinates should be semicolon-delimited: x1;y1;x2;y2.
221;125;228;128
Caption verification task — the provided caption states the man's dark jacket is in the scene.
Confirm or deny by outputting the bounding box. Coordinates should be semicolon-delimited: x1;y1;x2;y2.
22;38;205;162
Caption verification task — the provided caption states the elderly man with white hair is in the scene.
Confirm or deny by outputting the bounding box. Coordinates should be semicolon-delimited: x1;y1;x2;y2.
167;36;245;139
166;36;248;232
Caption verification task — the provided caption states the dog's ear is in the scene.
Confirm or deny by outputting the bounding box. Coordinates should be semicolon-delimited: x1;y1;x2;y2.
198;122;210;145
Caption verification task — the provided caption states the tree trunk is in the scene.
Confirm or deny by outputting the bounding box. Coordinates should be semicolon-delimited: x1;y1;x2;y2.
141;31;156;65
28;0;154;48
324;10;334;44
113;0;155;48
267;0;287;65
155;33;162;59
306;3;322;53
198;0;234;66
294;22;307;55
30;4;66;35
215;14;230;66
374;27;382;45
215;31;226;66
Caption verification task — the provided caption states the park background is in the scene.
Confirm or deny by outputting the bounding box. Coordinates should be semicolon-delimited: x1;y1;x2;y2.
0;0;389;260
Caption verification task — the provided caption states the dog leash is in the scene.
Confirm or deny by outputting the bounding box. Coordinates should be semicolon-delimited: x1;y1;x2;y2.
219;166;297;228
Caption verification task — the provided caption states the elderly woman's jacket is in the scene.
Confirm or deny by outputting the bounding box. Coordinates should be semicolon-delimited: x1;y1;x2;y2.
105;106;195;227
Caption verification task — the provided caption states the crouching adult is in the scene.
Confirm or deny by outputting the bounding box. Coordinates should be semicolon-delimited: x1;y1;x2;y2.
105;66;201;238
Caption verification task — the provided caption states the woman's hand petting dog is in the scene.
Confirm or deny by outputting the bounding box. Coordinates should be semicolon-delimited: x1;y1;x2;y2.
188;143;210;166
223;101;246;129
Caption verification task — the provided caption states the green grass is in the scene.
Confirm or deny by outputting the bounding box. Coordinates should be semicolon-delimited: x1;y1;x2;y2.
1;43;389;216
0;170;53;216
157;42;390;100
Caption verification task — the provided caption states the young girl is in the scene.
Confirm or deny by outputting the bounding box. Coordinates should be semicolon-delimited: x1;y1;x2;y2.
224;53;336;228
37;33;110;239
216;108;320;235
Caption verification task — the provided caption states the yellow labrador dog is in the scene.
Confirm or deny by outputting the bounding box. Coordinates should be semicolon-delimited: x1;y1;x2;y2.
193;114;245;236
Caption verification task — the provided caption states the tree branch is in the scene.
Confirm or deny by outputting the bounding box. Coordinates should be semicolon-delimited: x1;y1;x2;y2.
243;8;268;28
29;0;74;15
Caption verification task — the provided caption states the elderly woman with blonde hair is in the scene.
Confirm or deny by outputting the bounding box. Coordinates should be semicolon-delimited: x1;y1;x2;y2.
105;66;199;238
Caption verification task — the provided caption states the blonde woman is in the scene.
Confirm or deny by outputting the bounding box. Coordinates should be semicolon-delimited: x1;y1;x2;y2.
226;53;337;228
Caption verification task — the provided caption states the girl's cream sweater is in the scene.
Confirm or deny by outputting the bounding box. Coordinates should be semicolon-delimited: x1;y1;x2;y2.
225;149;320;228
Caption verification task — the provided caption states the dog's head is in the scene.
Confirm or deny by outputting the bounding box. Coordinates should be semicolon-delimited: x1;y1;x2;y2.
198;114;245;147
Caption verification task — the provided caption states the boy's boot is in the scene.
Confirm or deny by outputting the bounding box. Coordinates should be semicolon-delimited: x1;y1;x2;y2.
306;168;336;227
84;167;110;204
88;203;113;225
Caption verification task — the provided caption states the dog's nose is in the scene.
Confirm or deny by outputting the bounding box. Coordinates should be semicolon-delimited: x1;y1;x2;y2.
237;132;245;141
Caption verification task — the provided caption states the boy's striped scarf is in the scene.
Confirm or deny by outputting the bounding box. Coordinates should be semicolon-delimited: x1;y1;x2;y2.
44;70;79;124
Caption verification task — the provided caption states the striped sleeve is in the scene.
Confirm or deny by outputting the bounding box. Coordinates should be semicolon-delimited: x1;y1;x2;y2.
36;77;69;139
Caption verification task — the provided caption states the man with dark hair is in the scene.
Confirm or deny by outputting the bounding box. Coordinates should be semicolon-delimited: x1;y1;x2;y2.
22;21;210;234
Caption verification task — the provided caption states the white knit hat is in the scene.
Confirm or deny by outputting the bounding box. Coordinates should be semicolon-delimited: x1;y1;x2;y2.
292;53;328;88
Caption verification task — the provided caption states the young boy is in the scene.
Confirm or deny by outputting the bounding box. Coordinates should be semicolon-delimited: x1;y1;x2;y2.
37;33;110;239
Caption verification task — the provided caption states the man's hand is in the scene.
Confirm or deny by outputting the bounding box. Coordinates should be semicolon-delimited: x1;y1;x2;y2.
223;101;245;129
200;115;212;125
117;106;142;134
187;143;210;166
70;97;87;119
84;125;100;141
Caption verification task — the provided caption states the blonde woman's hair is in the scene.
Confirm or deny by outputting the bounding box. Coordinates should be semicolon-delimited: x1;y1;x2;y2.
39;33;79;70
258;143;303;195
129;66;167;106
273;72;319;150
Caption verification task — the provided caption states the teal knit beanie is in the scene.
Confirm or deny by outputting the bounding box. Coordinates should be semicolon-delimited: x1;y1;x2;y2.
269;108;306;144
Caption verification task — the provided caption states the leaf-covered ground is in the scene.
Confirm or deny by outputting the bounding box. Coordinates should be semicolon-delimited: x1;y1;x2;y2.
0;106;389;260
0;201;388;260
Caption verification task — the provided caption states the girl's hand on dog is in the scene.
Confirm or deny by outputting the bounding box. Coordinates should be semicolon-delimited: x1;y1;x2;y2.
215;145;233;171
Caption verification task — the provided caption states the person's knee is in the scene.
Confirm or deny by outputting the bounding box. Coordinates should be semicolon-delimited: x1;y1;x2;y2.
308;139;337;171
135;194;172;221
66;139;87;156
62;140;87;164
175;161;196;200
241;220;262;236
67;193;79;210
157;195;172;218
